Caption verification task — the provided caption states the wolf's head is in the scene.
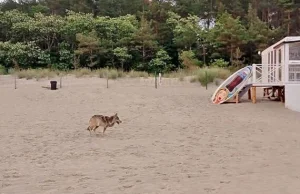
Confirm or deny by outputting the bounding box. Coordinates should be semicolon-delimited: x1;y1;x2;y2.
113;113;122;124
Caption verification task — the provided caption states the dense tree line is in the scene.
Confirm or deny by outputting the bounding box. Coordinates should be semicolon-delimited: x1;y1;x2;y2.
0;0;299;73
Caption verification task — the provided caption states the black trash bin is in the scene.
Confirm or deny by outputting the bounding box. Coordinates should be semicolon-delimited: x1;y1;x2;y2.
50;81;57;90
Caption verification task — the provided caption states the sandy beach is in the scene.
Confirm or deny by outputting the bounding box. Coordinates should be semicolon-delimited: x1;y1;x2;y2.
1;75;300;194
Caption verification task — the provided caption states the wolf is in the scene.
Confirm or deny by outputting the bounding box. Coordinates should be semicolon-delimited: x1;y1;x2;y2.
86;113;122;136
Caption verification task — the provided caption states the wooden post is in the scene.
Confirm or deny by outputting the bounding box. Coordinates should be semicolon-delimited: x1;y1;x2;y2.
13;59;19;90
281;86;285;103
158;73;162;86
278;87;284;103
251;86;257;103
205;71;208;90
14;75;17;89
235;94;239;103
60;76;62;88
106;69;109;88
155;72;157;89
248;88;251;100
252;64;257;83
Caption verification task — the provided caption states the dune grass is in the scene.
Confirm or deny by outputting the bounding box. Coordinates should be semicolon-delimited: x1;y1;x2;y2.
9;66;232;87
94;68;148;79
127;70;149;78
12;68;150;80
189;67;231;86
163;69;197;82
71;68;92;78
15;69;58;80
162;67;231;85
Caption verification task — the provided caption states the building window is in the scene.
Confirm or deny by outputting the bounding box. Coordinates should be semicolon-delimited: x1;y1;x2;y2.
268;53;270;64
274;50;277;64
288;64;300;82
279;49;282;63
289;42;300;60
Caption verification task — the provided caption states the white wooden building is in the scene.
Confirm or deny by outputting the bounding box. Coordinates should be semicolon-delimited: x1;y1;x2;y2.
251;36;300;112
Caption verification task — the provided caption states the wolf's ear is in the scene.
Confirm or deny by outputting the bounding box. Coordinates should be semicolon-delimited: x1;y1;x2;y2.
115;113;118;116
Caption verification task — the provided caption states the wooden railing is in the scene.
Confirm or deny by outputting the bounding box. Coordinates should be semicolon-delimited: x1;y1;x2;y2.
252;64;284;86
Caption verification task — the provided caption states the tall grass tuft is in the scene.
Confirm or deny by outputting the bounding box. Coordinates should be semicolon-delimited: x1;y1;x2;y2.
108;69;118;79
190;67;231;86
15;69;58;80
128;70;149;78
117;70;126;78
95;68;107;78
164;69;197;78
95;68;125;79
72;68;93;78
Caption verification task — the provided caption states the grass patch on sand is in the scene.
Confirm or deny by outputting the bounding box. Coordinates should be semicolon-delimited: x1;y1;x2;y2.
189;67;231;86
163;69;197;82
15;69;58;80
127;70;149;78
71;68;93;78
8;66;232;86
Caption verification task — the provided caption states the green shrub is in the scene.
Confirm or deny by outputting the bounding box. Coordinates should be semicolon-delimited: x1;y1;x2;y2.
8;68;15;74
148;49;173;73
179;50;201;68
0;65;6;75
210;59;229;68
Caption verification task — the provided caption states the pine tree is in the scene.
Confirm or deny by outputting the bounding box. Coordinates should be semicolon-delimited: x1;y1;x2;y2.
132;16;158;65
210;11;247;64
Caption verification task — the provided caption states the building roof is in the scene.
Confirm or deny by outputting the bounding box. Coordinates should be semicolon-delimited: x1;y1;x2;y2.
261;36;300;54
273;36;300;49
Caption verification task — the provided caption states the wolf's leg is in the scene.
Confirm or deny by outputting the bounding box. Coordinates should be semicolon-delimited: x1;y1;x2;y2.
88;126;97;136
86;126;92;136
103;126;108;135
93;126;99;133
